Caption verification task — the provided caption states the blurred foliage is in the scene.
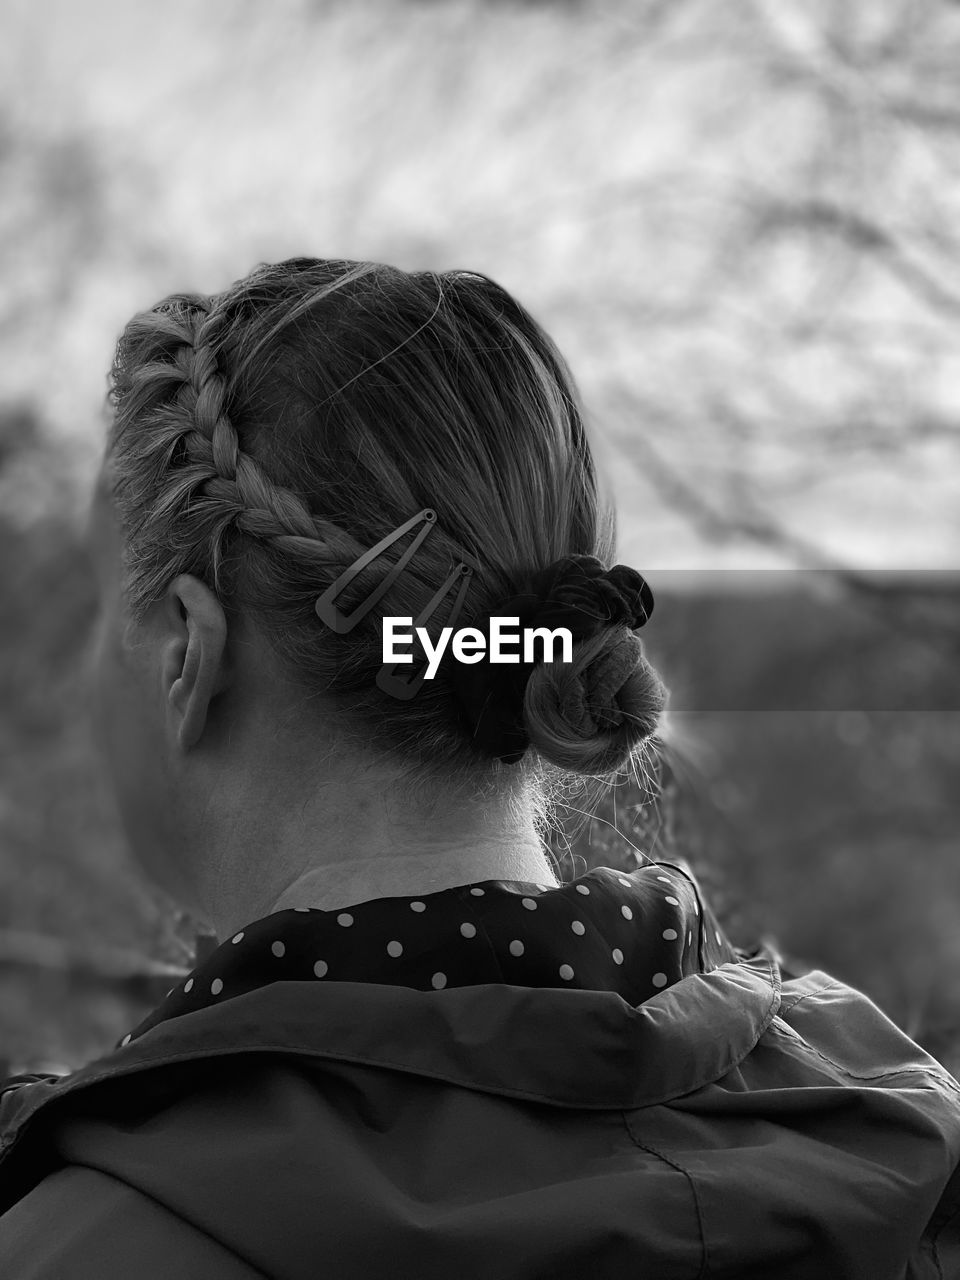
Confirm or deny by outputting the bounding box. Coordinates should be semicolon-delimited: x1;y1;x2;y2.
0;0;958;568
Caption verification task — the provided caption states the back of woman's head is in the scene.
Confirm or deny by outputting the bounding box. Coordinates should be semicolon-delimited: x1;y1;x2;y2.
106;257;668;795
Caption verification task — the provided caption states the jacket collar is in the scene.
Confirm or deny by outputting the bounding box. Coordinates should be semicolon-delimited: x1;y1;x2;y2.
0;944;781;1170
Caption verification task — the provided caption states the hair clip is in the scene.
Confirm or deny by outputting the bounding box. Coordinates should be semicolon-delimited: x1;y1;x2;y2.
377;552;481;701
315;508;438;634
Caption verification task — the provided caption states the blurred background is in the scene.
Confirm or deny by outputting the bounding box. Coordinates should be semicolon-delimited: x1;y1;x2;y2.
1;0;959;1075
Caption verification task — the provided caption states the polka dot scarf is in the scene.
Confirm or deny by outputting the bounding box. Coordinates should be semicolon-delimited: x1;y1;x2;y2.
116;862;739;1049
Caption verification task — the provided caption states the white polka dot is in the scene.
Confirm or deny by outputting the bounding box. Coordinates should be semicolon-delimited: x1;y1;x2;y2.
716;930;722;945
470;887;485;896
231;932;244;945
509;939;525;957
652;972;668;987
612;948;624;964
618;877;632;888
571;920;585;936
337;913;354;927
559;964;574;981
460;922;477;939
271;940;286;958
575;884;591;895
664;896;680;906
387;940;403;957
184;978;194;993
313;960;328;978
522;897;538;910
410;901;426;912
211;978;223;996
662;928;678;941
294;907;311;913
621;905;633;920
656;875;672;883
431;972;447;989
538;884;553;893
121;1033;132;1047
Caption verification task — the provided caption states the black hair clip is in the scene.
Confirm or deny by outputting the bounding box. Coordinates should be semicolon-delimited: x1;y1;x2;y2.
377;552;481;701
315;508;438;634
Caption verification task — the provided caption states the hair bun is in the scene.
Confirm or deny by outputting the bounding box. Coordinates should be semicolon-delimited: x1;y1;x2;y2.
521;554;654;633
522;626;667;775
561;630;645;732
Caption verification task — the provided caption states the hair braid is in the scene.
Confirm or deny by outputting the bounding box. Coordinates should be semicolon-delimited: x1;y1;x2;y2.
155;301;366;592
112;292;451;626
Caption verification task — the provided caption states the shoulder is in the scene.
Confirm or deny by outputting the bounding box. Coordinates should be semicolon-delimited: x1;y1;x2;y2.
774;966;960;1093
0;1164;260;1279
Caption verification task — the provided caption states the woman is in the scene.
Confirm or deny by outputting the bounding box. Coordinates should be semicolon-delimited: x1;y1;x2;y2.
1;258;958;1278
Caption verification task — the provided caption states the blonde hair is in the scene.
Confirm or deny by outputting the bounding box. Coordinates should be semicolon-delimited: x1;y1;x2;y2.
106;257;668;812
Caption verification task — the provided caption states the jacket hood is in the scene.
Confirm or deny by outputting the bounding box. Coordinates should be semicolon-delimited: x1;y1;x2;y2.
0;944;782;1139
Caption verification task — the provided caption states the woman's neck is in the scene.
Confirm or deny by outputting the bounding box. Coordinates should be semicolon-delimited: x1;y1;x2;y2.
267;845;561;917
180;702;558;940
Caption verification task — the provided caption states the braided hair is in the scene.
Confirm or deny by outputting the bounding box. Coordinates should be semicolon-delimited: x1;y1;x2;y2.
106;258;668;793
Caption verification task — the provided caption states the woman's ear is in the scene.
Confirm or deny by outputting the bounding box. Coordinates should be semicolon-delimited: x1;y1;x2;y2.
161;574;231;752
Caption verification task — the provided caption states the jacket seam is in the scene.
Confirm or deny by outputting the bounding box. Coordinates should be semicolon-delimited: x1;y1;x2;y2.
778;978;845;1014
932;1193;960;1279
924;1163;960;1278
775;983;960;1094
778;1027;960;1088
620;1117;709;1279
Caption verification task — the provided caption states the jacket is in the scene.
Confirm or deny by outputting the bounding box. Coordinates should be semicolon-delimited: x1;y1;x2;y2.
1;860;959;1279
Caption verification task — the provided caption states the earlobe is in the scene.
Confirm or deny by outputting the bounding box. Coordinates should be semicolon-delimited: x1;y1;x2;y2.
163;575;229;752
